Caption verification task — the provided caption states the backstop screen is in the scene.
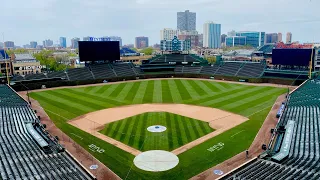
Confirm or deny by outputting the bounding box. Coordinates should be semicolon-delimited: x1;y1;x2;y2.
272;49;313;66
78;41;120;61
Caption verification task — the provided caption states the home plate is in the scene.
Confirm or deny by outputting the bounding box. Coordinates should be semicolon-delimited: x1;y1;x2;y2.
133;150;179;172
147;125;167;133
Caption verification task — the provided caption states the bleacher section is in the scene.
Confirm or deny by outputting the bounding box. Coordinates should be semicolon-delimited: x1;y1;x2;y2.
11;62;139;82
237;63;265;77
112;63;136;77
24;73;47;80
47;71;67;79
0;84;93;179
200;65;220;75
150;54;203;64
67;67;94;80
215;62;243;76
222;79;320;180
90;64;116;79
174;65;202;74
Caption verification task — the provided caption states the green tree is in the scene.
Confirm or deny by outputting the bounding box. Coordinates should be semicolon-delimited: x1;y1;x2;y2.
33;50;69;71
205;56;217;64
130;47;138;52
139;47;154;55
6;49;28;56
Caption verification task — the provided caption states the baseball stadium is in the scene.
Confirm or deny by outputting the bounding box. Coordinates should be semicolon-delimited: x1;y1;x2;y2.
1;42;320;180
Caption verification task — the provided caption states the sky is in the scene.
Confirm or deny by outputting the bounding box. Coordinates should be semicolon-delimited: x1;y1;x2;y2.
1;0;320;46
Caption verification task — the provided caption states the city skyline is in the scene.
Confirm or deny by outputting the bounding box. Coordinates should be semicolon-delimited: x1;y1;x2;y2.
1;0;319;46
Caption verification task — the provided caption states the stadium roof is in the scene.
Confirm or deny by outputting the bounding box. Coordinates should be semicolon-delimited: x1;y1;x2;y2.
14;53;36;60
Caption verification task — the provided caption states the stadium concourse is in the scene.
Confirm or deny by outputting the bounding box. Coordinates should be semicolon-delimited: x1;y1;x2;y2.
218;78;320;180
0;84;95;179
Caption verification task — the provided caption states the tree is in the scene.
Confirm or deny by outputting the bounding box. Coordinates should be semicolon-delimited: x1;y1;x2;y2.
33;50;69;71
205;56;217;64
130;47;138;52
6;49;28;56
139;47;154;55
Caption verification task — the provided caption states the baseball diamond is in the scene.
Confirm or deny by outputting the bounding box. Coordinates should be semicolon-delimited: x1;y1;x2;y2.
29;79;287;179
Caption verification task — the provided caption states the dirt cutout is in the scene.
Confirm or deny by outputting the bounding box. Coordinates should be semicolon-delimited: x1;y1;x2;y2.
69;104;248;156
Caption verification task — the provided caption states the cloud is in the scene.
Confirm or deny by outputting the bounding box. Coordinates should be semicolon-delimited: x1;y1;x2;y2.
1;0;320;46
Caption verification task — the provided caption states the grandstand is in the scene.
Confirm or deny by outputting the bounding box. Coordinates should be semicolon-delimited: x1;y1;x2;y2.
215;62;244;76
221;79;320;180
67;67;94;80
149;54;207;65
0;84;94;179
10;60;268;83
237;63;266;77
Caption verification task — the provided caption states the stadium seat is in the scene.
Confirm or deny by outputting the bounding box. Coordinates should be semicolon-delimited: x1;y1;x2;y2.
0;84;94;179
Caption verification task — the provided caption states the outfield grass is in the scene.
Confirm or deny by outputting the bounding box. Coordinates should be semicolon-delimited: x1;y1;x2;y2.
30;79;287;179
99;112;214;151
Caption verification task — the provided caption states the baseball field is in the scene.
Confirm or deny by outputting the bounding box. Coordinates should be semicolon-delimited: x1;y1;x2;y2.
29;79;287;179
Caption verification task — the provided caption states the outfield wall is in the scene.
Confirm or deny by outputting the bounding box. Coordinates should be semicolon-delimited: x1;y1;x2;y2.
11;73;300;91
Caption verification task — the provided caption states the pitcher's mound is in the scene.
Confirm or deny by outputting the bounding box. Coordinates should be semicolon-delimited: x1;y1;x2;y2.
147;125;167;132
134;150;179;172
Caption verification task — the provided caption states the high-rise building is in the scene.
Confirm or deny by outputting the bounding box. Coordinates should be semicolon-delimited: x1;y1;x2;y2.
227;30;236;37
135;37;149;49
160;28;180;40
179;30;198;36
266;33;278;43
123;44;134;48
286;32;292;44
160;36;191;51
30;41;37;49
198;34;203;47
226;36;247;47
278;33;283;42
235;31;265;47
221;34;227;44
177;10;196;31
178;30;199;48
203;22;221;49
71;38;80;49
43;39;53;47
106;36;122;47
4;41;14;49
59;37;67;48
23;44;31;49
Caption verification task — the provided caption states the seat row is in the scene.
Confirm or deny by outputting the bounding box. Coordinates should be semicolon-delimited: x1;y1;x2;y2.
221;79;320;180
0;85;93;180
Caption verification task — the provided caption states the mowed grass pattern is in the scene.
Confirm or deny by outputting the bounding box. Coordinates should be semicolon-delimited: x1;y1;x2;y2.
99;112;214;151
30;79;287;180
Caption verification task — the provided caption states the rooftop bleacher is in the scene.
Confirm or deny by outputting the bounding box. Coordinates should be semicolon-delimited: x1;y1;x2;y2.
255;44;275;54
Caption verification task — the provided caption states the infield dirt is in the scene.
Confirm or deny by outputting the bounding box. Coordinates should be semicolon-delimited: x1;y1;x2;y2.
69;104;248;155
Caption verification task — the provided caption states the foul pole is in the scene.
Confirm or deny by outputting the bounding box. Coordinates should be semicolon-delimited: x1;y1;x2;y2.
309;48;314;79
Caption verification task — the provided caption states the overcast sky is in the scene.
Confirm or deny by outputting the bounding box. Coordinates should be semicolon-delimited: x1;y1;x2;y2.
1;0;320;46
